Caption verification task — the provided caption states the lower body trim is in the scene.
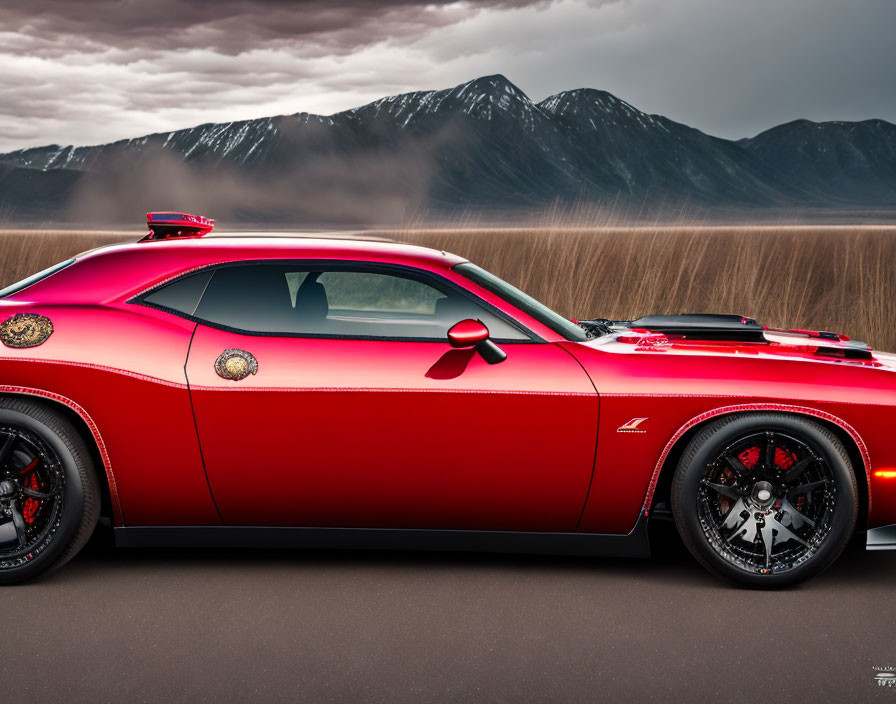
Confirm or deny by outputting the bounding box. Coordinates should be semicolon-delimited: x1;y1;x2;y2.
114;515;650;558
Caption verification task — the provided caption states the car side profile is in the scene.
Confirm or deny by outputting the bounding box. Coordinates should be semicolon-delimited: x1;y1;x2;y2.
0;212;894;587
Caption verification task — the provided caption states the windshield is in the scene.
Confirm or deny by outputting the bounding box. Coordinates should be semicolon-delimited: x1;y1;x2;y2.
454;262;587;341
0;259;76;299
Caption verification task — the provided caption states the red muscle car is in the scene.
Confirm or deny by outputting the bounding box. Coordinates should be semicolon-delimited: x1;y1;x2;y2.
0;212;894;587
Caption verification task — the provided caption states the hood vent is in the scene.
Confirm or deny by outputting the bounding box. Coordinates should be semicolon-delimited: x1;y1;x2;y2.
626;314;765;342
813;346;873;361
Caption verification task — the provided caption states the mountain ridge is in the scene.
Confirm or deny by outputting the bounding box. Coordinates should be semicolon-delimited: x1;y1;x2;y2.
1;74;895;223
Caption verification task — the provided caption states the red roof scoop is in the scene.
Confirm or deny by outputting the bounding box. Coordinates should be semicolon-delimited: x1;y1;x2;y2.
142;212;215;241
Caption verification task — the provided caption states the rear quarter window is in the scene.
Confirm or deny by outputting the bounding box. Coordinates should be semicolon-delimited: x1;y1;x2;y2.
141;270;214;316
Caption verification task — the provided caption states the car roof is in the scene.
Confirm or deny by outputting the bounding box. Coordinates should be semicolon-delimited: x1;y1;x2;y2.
86;234;464;266
8;234;469;304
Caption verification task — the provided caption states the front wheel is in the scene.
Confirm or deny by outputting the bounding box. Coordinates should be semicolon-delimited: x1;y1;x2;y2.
0;398;99;584
671;413;858;588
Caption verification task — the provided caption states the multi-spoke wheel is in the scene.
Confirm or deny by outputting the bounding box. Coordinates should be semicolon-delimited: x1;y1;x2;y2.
671;413;858;588
0;398;99;585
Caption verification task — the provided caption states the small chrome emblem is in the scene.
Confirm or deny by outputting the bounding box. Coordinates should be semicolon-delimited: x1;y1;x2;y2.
0;313;54;348
214;348;258;381
617;417;649;433
875;670;896;688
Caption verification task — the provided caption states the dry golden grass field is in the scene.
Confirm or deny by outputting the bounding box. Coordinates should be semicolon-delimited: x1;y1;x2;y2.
2;225;895;350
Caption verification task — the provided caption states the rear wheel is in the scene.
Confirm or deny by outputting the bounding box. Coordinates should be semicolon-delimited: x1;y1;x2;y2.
671;413;857;588
0;398;99;584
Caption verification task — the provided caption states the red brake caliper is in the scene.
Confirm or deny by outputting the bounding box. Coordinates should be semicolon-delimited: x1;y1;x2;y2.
772;446;806;511
774;447;795;471
739;446;761;469
20;459;41;524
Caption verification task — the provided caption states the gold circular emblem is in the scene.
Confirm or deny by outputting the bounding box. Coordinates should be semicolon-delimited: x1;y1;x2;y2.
0;313;54;348
214;348;258;381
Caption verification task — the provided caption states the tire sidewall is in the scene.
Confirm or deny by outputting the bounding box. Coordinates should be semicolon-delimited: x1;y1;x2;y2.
0;407;86;584
673;414;857;588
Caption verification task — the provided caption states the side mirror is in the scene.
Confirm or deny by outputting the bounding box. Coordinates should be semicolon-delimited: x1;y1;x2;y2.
447;319;507;364
447;318;489;348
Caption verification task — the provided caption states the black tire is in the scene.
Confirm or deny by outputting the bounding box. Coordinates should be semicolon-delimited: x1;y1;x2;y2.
671;413;857;588
0;397;99;585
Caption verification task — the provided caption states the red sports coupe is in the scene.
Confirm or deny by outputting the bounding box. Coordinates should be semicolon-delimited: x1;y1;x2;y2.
0;212;894;587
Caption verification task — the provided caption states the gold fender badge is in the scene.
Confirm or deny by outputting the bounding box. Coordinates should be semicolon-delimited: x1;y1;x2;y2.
617;417;649;433
214;348;258;381
0;313;54;348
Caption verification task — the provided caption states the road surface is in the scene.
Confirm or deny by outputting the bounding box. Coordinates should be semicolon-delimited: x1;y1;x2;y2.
2;528;894;703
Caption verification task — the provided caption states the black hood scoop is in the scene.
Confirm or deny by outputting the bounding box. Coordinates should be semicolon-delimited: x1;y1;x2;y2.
576;314;765;342
626;314;765;341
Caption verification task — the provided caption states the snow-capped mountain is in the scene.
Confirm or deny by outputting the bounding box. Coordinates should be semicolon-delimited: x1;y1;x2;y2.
1;74;894;222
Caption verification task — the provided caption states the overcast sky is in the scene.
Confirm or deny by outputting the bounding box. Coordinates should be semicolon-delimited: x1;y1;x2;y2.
0;0;893;152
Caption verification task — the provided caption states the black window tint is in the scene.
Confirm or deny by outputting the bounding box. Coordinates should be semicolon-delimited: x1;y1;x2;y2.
285;272;311;306
191;263;530;340
142;270;213;315
195;265;297;333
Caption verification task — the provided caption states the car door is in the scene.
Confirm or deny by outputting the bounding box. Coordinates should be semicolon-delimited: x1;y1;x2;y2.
179;260;598;531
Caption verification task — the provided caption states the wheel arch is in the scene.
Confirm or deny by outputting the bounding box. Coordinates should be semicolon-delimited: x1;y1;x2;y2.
645;404;871;530
0;386;122;524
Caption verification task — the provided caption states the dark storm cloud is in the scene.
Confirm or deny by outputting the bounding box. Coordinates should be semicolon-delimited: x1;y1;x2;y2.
0;1;546;55
0;0;893;152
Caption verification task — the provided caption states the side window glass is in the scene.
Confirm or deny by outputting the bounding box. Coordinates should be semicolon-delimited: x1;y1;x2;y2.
319;271;443;315
189;264;529;340
142;270;213;315
194;265;296;333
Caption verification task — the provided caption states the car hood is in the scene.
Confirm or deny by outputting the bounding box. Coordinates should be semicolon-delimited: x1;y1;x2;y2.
572;313;896;371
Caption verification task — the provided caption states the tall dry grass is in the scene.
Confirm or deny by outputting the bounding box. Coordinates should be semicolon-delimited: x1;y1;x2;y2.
2;226;895;350
394;226;896;351
0;231;128;289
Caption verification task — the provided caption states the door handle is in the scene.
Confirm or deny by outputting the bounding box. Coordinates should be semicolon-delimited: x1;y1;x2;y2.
214;348;258;381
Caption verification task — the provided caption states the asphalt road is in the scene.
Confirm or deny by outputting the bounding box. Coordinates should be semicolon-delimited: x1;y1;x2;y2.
2;527;895;704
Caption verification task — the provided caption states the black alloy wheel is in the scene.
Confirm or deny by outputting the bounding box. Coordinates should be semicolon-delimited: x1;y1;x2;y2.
0;398;99;584
671;413;858;588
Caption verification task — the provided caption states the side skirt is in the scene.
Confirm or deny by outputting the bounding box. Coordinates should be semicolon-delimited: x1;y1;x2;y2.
114;515;650;559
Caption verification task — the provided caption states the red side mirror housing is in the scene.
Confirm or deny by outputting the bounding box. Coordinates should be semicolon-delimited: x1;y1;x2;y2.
447;319;507;364
447;319;490;348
